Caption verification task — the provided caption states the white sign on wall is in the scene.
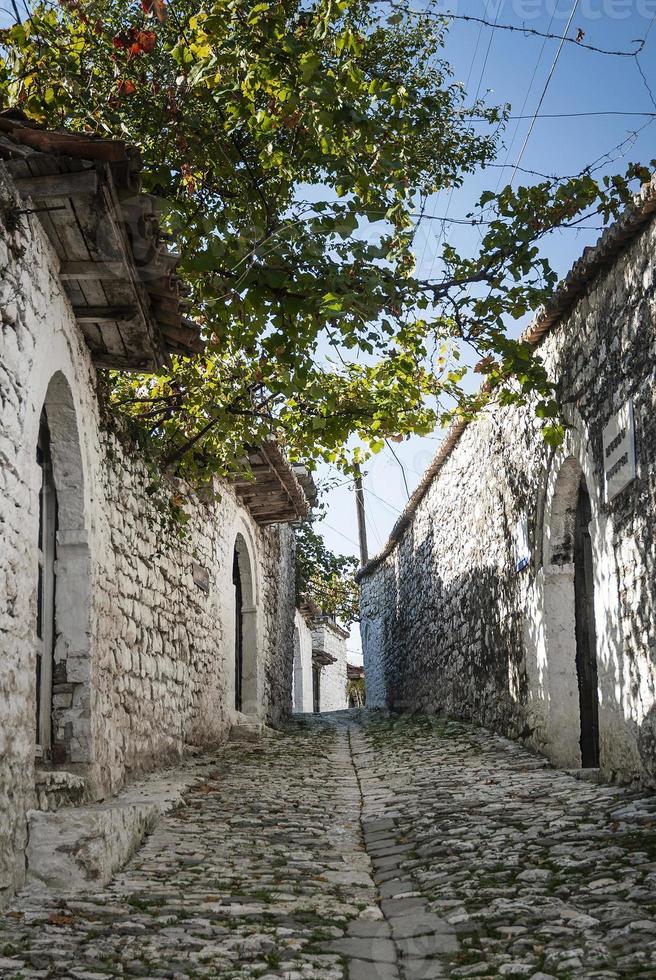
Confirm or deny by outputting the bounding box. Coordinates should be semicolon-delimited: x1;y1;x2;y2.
513;516;530;573
602;399;636;502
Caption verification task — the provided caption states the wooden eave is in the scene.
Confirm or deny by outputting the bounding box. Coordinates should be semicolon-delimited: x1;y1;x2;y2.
0;115;203;370
312;649;337;667
231;442;311;526
299;595;322;624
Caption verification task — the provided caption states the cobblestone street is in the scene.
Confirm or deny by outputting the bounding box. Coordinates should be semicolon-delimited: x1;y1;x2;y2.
2;711;656;980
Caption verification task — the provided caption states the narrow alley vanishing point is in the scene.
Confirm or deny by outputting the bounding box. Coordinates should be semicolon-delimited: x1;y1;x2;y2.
2;711;656;980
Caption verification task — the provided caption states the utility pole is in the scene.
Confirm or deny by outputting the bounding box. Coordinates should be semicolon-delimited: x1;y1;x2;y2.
353;462;369;566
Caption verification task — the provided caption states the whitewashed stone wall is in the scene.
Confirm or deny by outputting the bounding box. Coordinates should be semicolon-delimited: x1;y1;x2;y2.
292;611;314;713
313;622;349;712
360;210;656;787
0;165;296;903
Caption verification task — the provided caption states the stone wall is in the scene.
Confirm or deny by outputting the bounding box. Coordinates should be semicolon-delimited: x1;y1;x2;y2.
0;165;297;902
359;207;656;787
313;622;349;712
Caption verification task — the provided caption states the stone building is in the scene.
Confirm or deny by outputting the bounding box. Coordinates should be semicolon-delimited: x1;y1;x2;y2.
0;118;310;903
292;609;314;713
292;599;349;713
359;175;656;787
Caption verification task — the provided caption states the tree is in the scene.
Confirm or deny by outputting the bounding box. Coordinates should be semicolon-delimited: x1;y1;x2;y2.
295;511;359;627
0;0;651;479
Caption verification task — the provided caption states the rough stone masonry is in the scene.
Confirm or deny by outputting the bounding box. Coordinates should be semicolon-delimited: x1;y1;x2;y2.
0;125;308;906
359;175;656;788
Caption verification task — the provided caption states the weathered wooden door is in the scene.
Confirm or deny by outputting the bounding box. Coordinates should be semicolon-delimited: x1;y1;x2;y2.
233;550;243;712
36;411;57;758
312;665;320;714
574;478;600;768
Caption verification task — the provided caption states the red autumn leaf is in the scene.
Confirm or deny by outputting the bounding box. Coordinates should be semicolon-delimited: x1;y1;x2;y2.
474;355;496;374
137;30;157;53
141;0;166;22
283;109;302;128
116;79;136;97
113;27;136;48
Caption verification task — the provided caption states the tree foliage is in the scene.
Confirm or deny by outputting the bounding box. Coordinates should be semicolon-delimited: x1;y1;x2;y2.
295;512;359;626
0;0;652;478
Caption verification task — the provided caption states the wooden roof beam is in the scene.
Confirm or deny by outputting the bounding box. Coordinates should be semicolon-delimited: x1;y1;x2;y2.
73;305;137;323
59;260;124;280
14;170;98;197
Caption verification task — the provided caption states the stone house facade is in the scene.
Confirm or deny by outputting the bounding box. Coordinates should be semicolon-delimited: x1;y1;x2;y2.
359;176;656;787
0;119;309;903
311;617;349;712
292;601;349;713
292;610;314;713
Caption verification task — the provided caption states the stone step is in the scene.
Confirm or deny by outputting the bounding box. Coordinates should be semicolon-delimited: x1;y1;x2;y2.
34;769;87;811
565;767;601;783
24;763;211;897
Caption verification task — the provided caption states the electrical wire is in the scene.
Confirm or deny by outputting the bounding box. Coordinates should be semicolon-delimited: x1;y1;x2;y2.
493;6;557;194
510;0;581;184
420;15;488;284
362;484;403;515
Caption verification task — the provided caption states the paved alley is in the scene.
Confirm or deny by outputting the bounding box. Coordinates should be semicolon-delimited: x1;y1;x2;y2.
2;712;656;979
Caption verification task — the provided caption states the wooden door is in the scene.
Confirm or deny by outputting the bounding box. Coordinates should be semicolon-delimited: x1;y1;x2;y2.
312;665;320;713
233;550;243;712
36;412;57;758
574;478;600;768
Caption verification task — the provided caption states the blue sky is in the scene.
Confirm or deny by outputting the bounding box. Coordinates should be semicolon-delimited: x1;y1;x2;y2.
315;0;656;660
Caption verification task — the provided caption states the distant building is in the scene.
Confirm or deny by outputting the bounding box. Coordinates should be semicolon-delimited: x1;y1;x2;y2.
292;599;349;713
347;664;365;707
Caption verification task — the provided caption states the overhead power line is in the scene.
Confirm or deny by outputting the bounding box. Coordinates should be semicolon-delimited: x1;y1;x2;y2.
386;4;647;57
362;485;403;516
409;213;606;231
439;11;644;58
493;4;557;195
416;12;486;280
468;111;656;121
511;0;581;183
385;440;411;500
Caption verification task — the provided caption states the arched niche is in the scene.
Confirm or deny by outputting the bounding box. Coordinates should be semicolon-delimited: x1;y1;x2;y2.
541;452;600;768
232;531;259;716
37;372;92;768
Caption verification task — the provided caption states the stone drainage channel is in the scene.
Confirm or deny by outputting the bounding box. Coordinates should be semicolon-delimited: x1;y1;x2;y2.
2;710;656;979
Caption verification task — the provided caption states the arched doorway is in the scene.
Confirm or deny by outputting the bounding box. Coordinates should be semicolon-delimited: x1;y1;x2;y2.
574;479;600;767
232;534;258;715
312;665;321;713
542;456;600;768
36;410;57;756
35;373;91;767
232;550;243;711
